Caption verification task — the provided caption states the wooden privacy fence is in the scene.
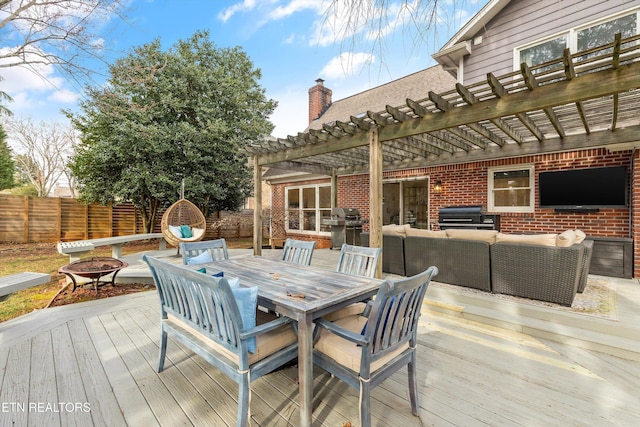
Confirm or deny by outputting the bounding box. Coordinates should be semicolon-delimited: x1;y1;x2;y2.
0;195;266;244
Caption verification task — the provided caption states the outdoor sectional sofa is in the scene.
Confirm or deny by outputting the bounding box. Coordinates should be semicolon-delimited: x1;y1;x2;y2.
362;225;594;306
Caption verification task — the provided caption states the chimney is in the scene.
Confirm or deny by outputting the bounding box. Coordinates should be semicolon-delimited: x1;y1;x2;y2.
308;78;332;124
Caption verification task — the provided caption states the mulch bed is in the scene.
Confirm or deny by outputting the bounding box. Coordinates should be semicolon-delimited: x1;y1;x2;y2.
48;281;156;307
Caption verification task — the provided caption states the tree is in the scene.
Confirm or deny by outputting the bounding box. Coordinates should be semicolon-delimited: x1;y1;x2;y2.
67;30;276;233
6;116;75;197
0;124;14;190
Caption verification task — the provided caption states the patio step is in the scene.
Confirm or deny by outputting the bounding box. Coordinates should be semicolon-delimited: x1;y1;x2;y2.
424;284;640;362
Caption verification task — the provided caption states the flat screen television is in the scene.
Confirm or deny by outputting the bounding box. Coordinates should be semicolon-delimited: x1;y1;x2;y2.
538;166;628;210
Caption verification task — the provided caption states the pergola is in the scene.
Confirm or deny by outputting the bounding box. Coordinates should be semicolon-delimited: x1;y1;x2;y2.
248;34;640;271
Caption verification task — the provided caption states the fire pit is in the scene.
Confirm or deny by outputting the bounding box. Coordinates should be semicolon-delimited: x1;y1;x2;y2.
58;257;129;294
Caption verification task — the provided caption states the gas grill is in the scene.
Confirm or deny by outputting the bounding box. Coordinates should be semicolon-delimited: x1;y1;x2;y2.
323;208;366;249
438;206;500;231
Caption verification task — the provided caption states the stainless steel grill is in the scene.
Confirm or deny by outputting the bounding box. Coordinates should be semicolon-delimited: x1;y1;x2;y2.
438;206;500;231
323;208;365;249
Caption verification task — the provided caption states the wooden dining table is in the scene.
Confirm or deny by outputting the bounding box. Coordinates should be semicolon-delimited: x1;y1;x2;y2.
205;256;386;427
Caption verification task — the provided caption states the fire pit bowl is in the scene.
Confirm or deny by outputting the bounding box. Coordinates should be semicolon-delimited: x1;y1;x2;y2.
58;257;129;294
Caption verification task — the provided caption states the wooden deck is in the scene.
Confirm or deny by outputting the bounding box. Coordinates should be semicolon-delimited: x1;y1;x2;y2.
1;288;639;426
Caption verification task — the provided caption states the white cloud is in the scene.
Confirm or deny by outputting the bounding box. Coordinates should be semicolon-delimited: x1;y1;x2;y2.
267;0;325;20
218;0;259;23
49;89;78;104
319;52;375;80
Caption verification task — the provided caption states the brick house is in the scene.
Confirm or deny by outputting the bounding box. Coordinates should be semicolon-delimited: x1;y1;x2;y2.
252;0;640;279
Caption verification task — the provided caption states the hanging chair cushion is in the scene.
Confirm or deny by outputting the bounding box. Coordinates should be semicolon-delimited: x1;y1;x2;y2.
169;225;183;238
180;225;193;238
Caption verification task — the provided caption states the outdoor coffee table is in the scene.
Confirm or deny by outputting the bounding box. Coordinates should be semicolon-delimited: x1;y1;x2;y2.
205;256;385;427
58;257;128;294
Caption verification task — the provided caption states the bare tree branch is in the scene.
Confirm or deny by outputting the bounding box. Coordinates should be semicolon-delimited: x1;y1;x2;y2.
0;0;129;88
6;115;77;196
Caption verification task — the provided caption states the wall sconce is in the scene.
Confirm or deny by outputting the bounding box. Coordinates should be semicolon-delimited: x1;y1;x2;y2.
433;180;443;193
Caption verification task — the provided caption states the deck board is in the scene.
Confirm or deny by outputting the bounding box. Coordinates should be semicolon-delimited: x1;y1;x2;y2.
1;288;640;427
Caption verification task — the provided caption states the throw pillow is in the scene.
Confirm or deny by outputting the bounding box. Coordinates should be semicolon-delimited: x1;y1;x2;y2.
180;225;193;238
186;251;213;265
574;229;586;243
168;225;183;238
556;229;577;247
231;286;258;353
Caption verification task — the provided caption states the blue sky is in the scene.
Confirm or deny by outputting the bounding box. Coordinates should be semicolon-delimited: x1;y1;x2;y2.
2;0;483;139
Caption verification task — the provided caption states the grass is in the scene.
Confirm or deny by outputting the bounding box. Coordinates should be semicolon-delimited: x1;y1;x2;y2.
0;238;254;323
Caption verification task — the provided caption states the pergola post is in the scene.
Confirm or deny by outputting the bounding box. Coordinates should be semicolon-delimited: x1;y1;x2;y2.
331;169;338;208
369;127;383;278
253;156;262;256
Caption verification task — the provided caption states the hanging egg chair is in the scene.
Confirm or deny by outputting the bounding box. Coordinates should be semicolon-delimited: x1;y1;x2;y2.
161;198;207;249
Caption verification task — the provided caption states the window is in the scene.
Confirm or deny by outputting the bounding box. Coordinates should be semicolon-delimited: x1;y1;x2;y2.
285;184;331;234
488;165;534;213
516;10;639;71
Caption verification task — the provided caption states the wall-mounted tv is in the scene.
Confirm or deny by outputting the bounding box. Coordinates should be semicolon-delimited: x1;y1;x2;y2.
538;166;628;210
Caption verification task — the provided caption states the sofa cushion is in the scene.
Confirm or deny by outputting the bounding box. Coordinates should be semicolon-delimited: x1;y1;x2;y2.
446;229;498;244
382;224;410;237
574;229;586;243
405;228;447;238
496;232;558;246
556;230;577;247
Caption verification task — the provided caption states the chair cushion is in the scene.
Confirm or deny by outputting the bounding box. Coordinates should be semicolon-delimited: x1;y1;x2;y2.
322;302;367;322
186;251;213;265
167;311;296;365
180;225;193;238
168;225;183;238
315;315;409;373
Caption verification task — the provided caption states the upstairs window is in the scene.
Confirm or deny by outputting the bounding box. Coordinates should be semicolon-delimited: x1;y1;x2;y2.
517;10;639;72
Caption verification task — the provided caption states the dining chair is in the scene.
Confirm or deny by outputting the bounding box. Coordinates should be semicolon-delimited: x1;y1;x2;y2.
281;238;317;266
336;244;381;278
313;266;438;427
144;255;299;427
322;244;383;322
180;238;229;265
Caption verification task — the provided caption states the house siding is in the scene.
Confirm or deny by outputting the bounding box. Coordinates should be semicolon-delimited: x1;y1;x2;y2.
462;0;640;84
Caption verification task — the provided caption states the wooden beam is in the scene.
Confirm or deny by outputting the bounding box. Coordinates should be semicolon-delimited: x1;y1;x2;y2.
521;62;566;138
612;33;622;131
563;49;590;134
369;128;383;279
253;157;262;256
257;61;640;166
367;110;393;127
456;82;519;145
350;114;375;131
487;72;544;142
386;105;413;122
335;120;357;134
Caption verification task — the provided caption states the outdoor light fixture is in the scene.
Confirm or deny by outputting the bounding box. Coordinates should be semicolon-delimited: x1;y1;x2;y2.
433;180;443;193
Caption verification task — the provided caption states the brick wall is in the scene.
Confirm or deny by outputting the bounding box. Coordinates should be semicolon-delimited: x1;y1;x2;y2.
270;148;634;269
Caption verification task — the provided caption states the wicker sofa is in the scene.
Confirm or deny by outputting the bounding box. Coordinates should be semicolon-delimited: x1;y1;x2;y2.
362;226;594;306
